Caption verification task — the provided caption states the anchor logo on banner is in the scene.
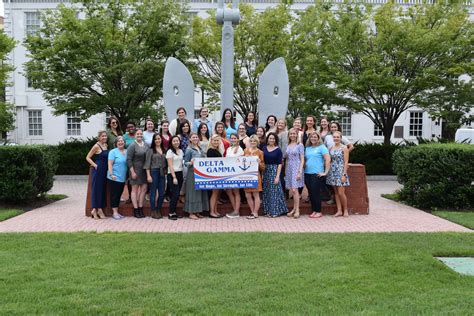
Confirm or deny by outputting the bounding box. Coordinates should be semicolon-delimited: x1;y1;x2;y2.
238;158;251;172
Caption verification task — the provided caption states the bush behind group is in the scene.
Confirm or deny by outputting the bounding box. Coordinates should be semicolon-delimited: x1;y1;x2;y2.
0;145;58;203
393;143;474;209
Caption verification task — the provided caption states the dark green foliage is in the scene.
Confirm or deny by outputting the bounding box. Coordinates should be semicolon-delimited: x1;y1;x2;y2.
24;0;189;129
349;143;408;175
0;146;58;202
54;138;96;175
393;143;474;209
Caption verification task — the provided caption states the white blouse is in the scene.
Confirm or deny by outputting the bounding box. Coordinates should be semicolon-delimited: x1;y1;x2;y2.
165;149;184;173
225;146;244;158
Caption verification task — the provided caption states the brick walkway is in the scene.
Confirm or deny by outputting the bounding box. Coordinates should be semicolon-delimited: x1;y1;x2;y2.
0;177;471;233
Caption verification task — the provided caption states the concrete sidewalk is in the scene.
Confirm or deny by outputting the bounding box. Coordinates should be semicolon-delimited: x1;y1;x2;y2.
0;178;471;233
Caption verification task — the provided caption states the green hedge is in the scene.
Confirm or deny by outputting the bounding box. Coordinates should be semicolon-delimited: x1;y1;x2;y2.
349;143;407;175
55;138;96;175
0;145;58;202
392;143;474;209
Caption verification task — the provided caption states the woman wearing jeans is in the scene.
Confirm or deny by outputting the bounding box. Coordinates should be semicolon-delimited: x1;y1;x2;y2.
166;136;184;220
145;134;167;219
304;131;330;218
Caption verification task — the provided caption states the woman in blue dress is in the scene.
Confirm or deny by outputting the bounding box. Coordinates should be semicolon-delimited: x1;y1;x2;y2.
262;132;288;217
326;131;351;217
86;130;109;219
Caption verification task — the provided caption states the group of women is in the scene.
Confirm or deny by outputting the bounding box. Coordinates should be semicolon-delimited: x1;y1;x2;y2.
87;108;352;220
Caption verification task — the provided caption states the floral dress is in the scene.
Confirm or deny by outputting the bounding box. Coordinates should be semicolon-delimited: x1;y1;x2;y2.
262;146;288;216
285;143;304;189
326;147;350;187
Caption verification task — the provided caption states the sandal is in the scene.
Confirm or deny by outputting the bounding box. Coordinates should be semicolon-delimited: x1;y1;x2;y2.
247;214;258;219
189;214;200;220
309;212;322;218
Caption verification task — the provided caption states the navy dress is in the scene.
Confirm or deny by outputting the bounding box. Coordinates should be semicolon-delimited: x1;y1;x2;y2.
262;146;288;216
91;143;109;208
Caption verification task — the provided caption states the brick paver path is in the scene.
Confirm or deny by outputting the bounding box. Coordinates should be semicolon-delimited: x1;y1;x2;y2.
0;177;471;233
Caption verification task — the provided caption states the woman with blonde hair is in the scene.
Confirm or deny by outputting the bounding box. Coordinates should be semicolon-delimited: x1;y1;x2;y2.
319;116;330;142
225;133;244;218
244;135;265;219
207;134;224;218
86;130;109;219
326;131;351;217
304;131;330;218
184;133;209;220
107;136;127;220
214;121;230;156
286;128;305;218
292;117;304;144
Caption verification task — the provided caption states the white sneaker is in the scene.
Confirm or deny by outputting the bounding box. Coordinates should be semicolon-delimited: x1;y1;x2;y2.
226;211;240;219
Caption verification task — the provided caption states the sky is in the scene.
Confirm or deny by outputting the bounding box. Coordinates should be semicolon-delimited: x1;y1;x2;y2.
0;3;4;17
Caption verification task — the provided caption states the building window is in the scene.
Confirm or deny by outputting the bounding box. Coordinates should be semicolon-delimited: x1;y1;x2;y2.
26;76;34;89
105;111;111;124
28;110;42;136
25;12;41;36
67;111;81;136
409;111;423;137
373;114;383;136
339;111;352;136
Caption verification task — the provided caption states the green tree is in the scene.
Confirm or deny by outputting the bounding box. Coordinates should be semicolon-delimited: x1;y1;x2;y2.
293;3;473;144
418;77;473;141
189;3;292;118
24;0;190;130
0;30;16;138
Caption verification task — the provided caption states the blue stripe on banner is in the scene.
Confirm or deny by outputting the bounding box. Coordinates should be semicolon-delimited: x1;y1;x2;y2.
195;181;259;190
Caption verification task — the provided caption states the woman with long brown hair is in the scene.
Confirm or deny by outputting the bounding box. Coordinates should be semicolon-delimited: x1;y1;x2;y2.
106;116;122;149
145;133;167;219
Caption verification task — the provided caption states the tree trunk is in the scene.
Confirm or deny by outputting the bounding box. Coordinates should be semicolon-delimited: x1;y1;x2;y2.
382;120;395;145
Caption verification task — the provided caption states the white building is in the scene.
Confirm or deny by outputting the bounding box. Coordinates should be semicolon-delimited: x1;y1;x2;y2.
3;0;472;145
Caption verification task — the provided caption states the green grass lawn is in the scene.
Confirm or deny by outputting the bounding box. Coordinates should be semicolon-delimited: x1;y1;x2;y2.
0;233;473;314
381;192;401;202
433;211;474;230
0;209;23;221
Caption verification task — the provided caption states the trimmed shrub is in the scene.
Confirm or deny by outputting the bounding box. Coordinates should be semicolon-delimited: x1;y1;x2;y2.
55;138;96;175
392;143;474;209
0;145;58;202
349;143;407;175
